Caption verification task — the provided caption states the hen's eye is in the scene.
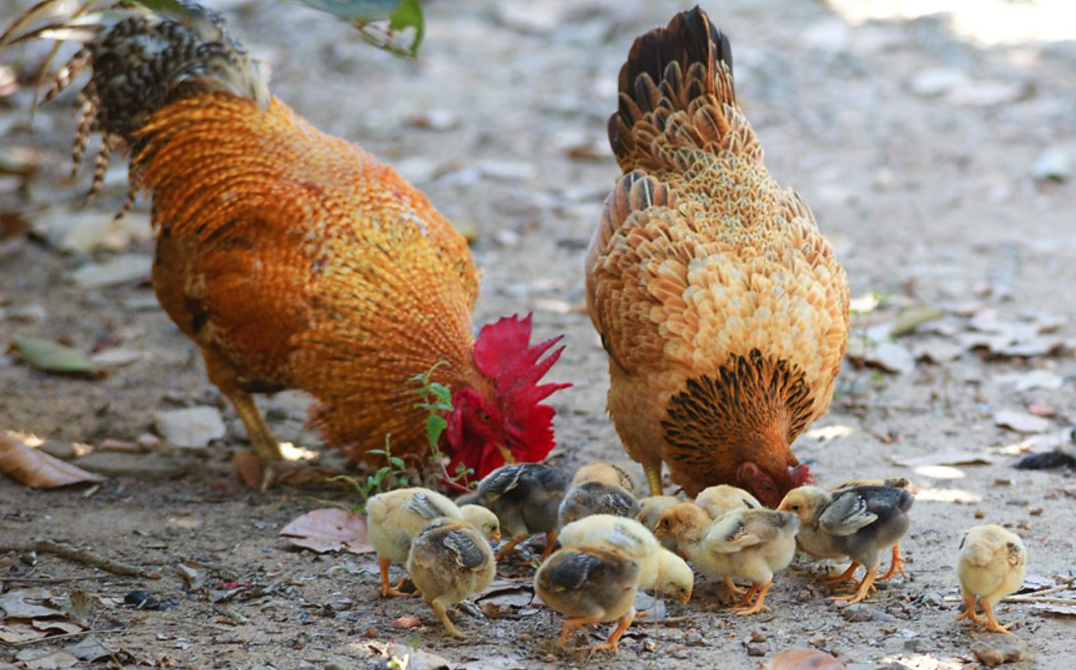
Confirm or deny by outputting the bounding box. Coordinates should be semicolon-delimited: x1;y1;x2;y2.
477;411;491;424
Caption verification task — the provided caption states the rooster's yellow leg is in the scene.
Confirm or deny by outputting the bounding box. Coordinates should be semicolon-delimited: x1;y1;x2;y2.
955;594;983;624
825;561;860;584
877;545;906;581
644;462;664;496
586;608;636;656
982;602;1013;634
202;348;282;465
733;580;773;615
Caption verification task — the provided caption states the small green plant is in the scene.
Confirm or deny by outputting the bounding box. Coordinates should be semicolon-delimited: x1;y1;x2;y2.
332;434;409;510
408;363;477;490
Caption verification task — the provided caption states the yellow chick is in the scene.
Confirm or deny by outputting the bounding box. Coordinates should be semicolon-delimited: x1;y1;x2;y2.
559;514;693;602
704;508;798;615
367;488;462;597
695;485;761;520
572;461;637;493
459;504;502;544
535;546;641;655
778;485;913;604
406;519;496;638
636;495;681;551
956;524;1027;634
465;463;569;561
654;502;739;600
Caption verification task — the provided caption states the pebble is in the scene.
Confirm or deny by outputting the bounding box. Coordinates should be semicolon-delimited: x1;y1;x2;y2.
840;604;899;623
919;592;944;608
154;406;226;448
69;253;152;289
1031;147;1071;182
971;637;1028;666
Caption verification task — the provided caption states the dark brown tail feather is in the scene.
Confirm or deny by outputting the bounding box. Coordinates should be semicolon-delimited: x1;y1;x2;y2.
608;6;735;170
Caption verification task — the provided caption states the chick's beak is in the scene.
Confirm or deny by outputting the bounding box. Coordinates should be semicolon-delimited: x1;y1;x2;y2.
679;592;692;604
490;531;502;543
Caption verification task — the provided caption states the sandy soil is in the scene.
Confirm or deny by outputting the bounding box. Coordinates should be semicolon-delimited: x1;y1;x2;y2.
2;0;1075;668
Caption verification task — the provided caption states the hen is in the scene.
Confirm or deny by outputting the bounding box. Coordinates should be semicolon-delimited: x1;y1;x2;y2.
2;1;568;485
585;7;849;504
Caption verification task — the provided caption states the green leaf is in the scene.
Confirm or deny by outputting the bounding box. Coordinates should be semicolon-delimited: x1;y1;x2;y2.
289;0;425;58
429;382;452;405
11;337;99;377
425;414;447;448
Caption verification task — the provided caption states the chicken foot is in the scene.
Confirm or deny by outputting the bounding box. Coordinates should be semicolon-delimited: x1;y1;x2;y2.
378;557;418;598
829;567;878;605
956;595;1013;634
733;580;773;615
876;544;906;581
825;561;861;584
586;609;637;656
429;598;465;638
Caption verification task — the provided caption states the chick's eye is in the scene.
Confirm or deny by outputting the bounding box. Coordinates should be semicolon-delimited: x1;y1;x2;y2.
791;504;800;511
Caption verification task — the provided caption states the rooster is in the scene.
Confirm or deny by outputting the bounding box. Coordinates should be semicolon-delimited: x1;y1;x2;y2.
585;7;849;506
2;1;568;486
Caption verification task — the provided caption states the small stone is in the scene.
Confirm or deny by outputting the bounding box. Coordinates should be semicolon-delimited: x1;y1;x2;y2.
975;509;986;519
971;637;1028;666
684;629;705;646
69;253;152;288
1031;147;1071;183
749;629;766;643
745;641;769;657
154;406;226;448
903;637;927;652
920;592;944;608
840;603;898;623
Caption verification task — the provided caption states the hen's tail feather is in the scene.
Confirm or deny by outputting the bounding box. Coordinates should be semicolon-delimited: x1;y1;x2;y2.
1;0;268;206
609;6;758;174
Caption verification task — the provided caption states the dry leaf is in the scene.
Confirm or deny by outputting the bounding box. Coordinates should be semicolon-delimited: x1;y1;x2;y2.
10;338;100;377
889;305;944;337
892;450;999;468
278;508;373;554
995;409;1052;434
16;650;80;670
391;614;422;629
233;451;263;488
0;432;105;488
762;648;845;670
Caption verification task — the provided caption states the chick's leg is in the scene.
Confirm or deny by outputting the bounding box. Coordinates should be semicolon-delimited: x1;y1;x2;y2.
825;561;861;584
430;599;465;638
587;608;636;656
830;568;878;605
495;538;523;562
378;557;412;598
539;530;559;562
734;580;773;615
722;576;744;602
735;582;761;608
558;617;597;647
955;594;983;624
982;601;1013;634
876;545;907;581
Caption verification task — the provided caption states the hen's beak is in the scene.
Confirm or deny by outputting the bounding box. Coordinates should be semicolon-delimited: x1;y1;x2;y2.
496;443;517;465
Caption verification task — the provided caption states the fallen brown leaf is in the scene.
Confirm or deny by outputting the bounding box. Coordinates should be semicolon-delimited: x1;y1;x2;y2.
391;614;422;629
0;432;105;488
762;648;845;670
278;507;373;554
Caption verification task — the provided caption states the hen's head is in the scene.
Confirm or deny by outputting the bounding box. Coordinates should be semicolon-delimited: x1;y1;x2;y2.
443;314;569;486
736;460;814;508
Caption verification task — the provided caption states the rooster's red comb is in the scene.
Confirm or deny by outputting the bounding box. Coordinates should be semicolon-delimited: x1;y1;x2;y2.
474;313;570;461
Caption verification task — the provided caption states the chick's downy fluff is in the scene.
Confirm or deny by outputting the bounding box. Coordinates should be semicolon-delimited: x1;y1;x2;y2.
779;485;913;604
586;7;849;503
464;462;569;560
704;508;798;614
535;547;641;655
366;488;463;597
1;0;569;487
559;481;640;527
406;519;496;638
559;514;693;602
696;484;761;519
956;524;1027;634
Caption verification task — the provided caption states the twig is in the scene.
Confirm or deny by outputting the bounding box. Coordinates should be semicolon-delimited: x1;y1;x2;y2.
1004;596;1076;606
0;540;159;579
631;616;689;626
0;576;103;584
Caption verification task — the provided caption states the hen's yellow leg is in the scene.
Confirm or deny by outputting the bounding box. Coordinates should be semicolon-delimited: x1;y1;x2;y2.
644;462;664;496
202;348;282;472
955;594;983;624
877;545;906;581
734;580;773;615
982;602;1013;634
586;609;636;656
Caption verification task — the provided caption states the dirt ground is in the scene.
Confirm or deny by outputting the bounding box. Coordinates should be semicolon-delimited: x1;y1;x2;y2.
2;0;1075;668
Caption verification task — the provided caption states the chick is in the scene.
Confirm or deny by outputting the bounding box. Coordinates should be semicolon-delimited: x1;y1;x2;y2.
695;485;761;520
654;502;740;600
535;546;640;655
704;508;798;614
459;504;501;544
406;518;496;638
559;480;639;527
636;495;682;551
367;487;463;597
572;461;637;493
779;485;913;604
467;463;569;561
829;477;916;581
559;514;693;602
956;524;1027;634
